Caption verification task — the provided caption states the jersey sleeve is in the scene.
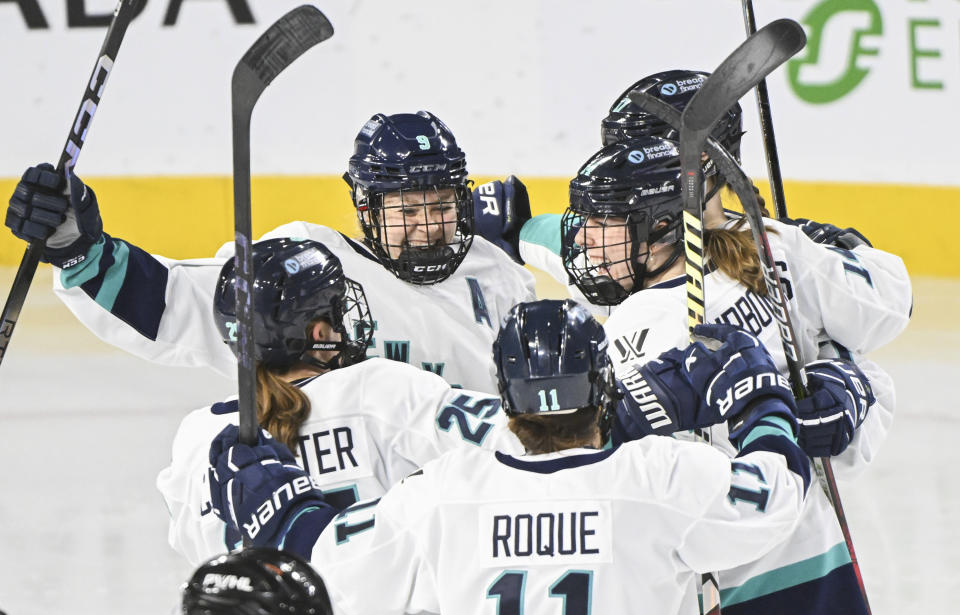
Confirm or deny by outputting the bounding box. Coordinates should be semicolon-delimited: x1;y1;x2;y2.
312;468;440;615
518;214;569;285
772;221;912;354
649;420;809;574
820;351;895;480
359;361;524;480
155;403;237;566
53;233;236;377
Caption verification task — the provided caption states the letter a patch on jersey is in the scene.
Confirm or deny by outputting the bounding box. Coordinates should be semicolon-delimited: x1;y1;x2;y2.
467;277;492;327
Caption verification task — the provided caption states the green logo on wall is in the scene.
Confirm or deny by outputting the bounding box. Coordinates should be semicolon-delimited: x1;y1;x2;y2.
788;0;883;104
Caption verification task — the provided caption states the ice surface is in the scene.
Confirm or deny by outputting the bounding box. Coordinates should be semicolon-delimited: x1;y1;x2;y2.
0;267;956;614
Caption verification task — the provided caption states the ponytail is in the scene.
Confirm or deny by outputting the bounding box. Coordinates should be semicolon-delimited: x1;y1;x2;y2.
704;218;771;297
256;364;312;453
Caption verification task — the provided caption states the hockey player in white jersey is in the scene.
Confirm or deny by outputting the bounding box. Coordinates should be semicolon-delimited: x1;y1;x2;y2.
5;111;535;393
157;237;524;567
202;299;812;615
558;136;902;613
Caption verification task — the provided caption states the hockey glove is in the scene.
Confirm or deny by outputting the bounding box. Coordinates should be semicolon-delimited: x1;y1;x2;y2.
472;175;531;264
786;217;872;250
614;324;797;446
6;163;104;268
796;359;875;457
208;425;330;549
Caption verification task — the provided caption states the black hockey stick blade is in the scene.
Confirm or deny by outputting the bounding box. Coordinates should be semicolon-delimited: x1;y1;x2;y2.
231;5;333;449
683;18;806;135
0;0;142;368
232;5;333;114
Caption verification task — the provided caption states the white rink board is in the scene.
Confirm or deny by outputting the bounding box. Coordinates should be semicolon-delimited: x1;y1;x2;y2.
0;0;957;184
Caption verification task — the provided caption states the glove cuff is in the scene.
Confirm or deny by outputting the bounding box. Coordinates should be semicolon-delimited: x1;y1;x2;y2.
728;397;798;447
43;233;103;269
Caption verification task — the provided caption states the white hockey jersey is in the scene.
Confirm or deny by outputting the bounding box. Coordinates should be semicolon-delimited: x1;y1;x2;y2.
54;223;536;393
156;358;524;567
311;431;809;615
519;214;908;613
602;219;908;476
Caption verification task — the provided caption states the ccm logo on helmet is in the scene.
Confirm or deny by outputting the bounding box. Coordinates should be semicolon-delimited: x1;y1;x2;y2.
202;573;254;592
409;163;447;173
715;373;791;416
243;475;323;539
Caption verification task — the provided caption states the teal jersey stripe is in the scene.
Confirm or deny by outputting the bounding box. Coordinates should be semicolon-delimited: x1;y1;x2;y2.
93;239;130;311
519;214;563;256
59;236;107;289
720;541;853;606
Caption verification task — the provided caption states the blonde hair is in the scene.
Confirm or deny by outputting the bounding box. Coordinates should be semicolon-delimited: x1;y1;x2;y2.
507;408;602;454
256;364;312;453
704;218;771;296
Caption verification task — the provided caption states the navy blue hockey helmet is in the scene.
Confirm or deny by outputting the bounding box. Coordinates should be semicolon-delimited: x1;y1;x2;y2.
346;111;474;285
601;69;744;163
181;547;332;615
562;136;685;305
213;238;374;372
494;300;618;431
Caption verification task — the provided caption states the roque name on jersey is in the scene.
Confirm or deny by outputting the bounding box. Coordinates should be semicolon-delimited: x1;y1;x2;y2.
490;511;602;559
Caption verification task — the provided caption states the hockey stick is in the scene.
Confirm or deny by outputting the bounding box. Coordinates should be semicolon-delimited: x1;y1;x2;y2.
741;0;789;220
0;0;142;367
232;5;334;448
671;19;805;614
629;90;873;613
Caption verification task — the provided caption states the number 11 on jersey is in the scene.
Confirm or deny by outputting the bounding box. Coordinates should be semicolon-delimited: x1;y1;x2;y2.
487;570;593;615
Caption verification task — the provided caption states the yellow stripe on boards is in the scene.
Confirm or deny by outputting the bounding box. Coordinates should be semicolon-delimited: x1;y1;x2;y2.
0;175;956;277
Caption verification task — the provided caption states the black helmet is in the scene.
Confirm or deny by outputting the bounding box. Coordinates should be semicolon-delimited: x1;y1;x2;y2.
600;69;744;162
213;238;374;371
346;111;474;285
562;137;684;305
181;547;332;615
494;299;618;439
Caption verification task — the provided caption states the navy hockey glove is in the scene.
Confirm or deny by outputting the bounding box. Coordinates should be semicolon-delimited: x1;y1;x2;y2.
796;359;874;457
208;425;330;549
785;217;871;250
614;324;797;445
472;175;531;264
6;163;104;268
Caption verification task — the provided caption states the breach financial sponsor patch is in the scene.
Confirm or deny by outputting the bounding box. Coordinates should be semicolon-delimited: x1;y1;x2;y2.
478;500;612;567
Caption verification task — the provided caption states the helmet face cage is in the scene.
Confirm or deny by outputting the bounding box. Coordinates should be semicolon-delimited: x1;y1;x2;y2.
214;239;373;372
301;277;374;371
348;111;475;285
560;208;647;306
355;182;474;285
561;138;685;306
